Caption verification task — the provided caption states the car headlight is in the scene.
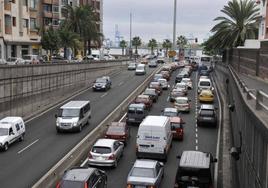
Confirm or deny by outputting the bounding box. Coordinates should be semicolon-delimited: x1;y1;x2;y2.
93;85;96;88
102;85;105;88
73;122;78;126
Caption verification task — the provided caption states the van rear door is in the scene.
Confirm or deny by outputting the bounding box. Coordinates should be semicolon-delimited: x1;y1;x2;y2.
138;129;164;154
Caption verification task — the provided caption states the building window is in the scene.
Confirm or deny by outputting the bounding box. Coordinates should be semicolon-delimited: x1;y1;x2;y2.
52;5;59;13
23;0;28;6
43;4;52;12
43;18;52;26
30;18;37;30
23;19;29;28
52;19;59;26
30;0;37;9
12;17;16;27
21;45;29;56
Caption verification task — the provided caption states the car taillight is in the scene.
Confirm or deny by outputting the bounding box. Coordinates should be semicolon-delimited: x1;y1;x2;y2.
174;183;179;188
147;186;156;188
88;152;92;159
56;182;61;188
122;134;126;139
108;154;115;160
127;184;133;188
84;182;88;188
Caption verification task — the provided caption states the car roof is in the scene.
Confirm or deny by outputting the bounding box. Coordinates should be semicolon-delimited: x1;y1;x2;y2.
175;97;188;101
0;116;23;124
182;78;191;81
134;159;157;168
199;78;211;82
110;122;126;127
63;167;95;181
164;108;177;112
179;151;210;169
141;116;169;127
94;139;116;148
200;104;215;110
137;95;150;98
170;117;183;123
200;90;213;94
158;78;167;81
61;101;90;109
129;103;145;108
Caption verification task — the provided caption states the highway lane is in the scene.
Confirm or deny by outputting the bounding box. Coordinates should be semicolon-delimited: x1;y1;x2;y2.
0;64;158;188
100;68;219;188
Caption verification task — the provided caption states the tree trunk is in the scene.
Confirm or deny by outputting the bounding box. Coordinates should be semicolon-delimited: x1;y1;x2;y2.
84;41;87;56
87;39;92;55
151;47;153;55
64;47;67;59
122;48;124;55
135;46;138;54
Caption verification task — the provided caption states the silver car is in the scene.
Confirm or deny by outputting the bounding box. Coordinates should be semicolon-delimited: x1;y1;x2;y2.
158;78;168;90
127;159;164;188
88;139;124;168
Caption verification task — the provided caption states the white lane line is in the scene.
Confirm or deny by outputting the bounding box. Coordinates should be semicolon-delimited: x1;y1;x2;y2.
100;92;108;98
167;96;170;102
118;81;124;86
195;133;198;138
196;139;198;144
119;113;127;122
80;158;88;167
196;128;198;132
18;139;39;154
195;146;198;151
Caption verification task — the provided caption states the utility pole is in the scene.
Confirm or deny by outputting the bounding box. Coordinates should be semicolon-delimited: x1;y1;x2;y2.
172;0;177;51
130;12;132;58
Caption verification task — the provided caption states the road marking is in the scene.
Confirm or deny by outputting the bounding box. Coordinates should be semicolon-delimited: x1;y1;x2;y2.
18;139;39;154
195;133;198;138
196;128;198;132
119;113;127;122
195;146;198;151
195;139;198;144
80;158;88;167
118;81;124;86
100;92;108;98
166;96;170;102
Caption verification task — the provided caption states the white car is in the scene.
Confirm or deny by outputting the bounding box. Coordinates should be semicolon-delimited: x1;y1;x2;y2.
174;97;191;112
0;58;7;65
175;83;188;95
6;57;25;65
88;139;124;167
158;78;168;90
181;78;193;90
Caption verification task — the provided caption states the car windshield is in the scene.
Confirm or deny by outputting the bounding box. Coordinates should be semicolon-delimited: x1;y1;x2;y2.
60;109;80;117
131;167;155;178
136;66;144;70
107;126;124;133
96;78;107;83
60;180;84;188
200;81;210;86
171;123;182;129
92;146;111;154
0;128;9;136
200;110;214;116
22;56;31;60
164;111;177;117
176;99;187;104
144;89;155;95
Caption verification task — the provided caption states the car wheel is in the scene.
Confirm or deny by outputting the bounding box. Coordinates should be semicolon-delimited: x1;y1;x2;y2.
78;125;82;132
113;159;118;168
19;134;24;142
4;143;8;151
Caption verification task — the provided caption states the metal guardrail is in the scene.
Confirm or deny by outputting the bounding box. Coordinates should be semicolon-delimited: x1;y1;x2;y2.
228;65;268;112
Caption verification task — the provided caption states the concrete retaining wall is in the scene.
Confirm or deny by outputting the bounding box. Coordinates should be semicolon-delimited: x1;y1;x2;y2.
0;61;128;119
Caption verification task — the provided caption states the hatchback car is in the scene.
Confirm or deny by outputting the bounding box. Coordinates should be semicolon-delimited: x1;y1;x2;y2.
56;167;107;188
162;107;179;117
128;63;137;70
93;77;112;91
127;159;164;188
160;71;170;81
105;122;130;144
197;104;217;127
199;89;214;103
175;83;188;95
174;97;191;113
148;60;158;67
143;88;158;102
170;117;185;140
149;82;162;95
169;88;186;102
181;78;193;90
88;139;124;167
158;78;168;90
134;95;153;110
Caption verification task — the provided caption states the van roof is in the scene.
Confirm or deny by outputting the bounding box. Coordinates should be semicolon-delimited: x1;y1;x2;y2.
179;151;210;169
60;101;90;109
0;116;23;124
199;78;211;82
141;116;169;127
129;103;145;108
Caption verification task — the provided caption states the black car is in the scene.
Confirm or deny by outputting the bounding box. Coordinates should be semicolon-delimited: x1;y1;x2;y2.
143;88;158;102
175;73;188;83
56;167;107;188
93;76;112;91
197;104;217;127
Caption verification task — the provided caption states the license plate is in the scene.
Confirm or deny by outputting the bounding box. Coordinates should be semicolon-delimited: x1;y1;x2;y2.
203;117;211;120
135;186;146;188
97;156;104;160
129;118;135;121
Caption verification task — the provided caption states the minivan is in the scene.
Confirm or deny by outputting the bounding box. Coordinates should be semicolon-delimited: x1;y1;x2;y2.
136;116;172;161
126;103;148;125
198;78;213;94
0;117;25;151
135;64;146;75
55;101;91;133
174;150;217;188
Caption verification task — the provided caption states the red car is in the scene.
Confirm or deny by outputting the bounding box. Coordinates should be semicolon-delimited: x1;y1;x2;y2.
134;95;153;110
149;82;163;96
170;117;185;140
105;122;130;144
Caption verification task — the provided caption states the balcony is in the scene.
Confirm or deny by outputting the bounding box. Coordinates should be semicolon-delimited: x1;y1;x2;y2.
52;0;59;5
43;0;52;4
52;13;59;19
43;11;53;18
5;26;12;35
30;10;38;18
4;2;11;11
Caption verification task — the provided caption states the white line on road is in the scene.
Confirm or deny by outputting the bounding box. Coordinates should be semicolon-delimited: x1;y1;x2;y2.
196;139;198;144
118;81;124;86
119;113;127;122
195;133;198;138
18;139;39;154
196;128;198;132
80;158;88;167
195;146;198;151
166;96;170;102
100;92;108;98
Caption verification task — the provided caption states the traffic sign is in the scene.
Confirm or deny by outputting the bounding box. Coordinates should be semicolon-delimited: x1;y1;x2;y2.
168;50;177;57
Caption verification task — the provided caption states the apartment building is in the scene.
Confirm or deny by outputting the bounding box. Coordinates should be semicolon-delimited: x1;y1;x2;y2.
257;0;268;39
0;0;41;59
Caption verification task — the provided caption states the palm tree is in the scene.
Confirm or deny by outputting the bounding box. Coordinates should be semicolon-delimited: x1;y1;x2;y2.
162;39;172;57
132;36;142;55
148;39;157;55
177;35;187;58
119;40;127;55
41;27;60;58
206;0;259;50
58;27;80;58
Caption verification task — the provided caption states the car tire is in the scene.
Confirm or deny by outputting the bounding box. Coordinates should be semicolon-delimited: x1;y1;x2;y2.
19;134;24;142
4;143;8;151
113;159;118;168
78;125;82;132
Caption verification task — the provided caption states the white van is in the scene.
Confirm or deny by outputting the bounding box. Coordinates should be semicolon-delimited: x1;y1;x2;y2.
136;116;173;161
135;64;146;75
55;101;91;133
0;117;25;151
198;78;213;93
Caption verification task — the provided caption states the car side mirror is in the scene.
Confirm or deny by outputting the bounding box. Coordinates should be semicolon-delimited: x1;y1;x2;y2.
213;158;218;163
176;155;181;159
55;114;58;118
159;162;164;166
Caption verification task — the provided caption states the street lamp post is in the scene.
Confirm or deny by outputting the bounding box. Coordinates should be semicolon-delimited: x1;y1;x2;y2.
172;0;177;51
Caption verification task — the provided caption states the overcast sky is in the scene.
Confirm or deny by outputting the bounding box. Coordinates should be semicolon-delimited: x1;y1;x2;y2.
103;0;228;44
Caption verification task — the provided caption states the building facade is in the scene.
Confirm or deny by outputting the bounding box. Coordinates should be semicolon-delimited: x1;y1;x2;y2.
257;0;268;39
0;0;41;59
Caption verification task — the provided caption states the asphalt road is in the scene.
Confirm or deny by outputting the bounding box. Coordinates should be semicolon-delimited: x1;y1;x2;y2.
0;64;158;188
97;68;220;188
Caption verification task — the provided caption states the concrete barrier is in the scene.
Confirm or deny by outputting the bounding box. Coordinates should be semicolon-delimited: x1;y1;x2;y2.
32;66;163;188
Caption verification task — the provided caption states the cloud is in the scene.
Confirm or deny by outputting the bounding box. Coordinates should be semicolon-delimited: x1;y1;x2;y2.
103;0;228;43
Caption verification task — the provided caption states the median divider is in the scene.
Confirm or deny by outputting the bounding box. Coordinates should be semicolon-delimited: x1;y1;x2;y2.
32;65;163;188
